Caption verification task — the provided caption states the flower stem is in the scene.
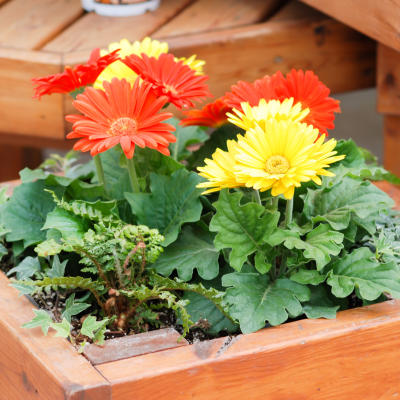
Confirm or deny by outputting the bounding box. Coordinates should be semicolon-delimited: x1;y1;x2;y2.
254;190;262;205
279;197;294;278
94;154;108;195
272;195;279;208
126;157;140;193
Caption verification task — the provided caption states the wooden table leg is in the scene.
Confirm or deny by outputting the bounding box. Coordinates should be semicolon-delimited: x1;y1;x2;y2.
0;145;42;181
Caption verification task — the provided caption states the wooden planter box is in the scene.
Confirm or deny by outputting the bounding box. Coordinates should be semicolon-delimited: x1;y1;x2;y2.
1;181;400;399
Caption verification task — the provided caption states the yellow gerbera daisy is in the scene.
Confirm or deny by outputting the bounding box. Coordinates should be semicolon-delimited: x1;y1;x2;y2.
94;37;168;89
175;55;205;76
227;98;309;131
233;119;345;199
197;140;243;194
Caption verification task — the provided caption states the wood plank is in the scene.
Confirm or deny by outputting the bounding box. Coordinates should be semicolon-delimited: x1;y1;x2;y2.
97;300;400;400
42;0;193;53
84;328;188;365
0;48;65;139
0;146;42;181
153;1;376;103
0;0;83;50
377;43;400;115
0;272;111;400
0;132;76;150
153;0;283;38
299;0;400;52
382;115;400;177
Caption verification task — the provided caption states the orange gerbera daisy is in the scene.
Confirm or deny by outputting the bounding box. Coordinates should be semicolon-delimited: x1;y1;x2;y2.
224;72;283;110
179;98;231;128
122;53;212;110
66;78;176;159
274;70;340;135
32;48;120;99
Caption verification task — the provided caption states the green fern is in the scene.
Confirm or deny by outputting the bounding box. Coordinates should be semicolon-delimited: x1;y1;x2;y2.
13;276;104;291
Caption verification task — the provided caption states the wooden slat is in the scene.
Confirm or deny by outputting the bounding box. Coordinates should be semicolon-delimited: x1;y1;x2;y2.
0;0;83;50
153;1;376;102
42;0;193;53
97;300;400;400
0;272;111;400
153;0;283;38
382;115;400;177
299;0;400;52
0;146;42;181
0;48;65;139
0;132;75;150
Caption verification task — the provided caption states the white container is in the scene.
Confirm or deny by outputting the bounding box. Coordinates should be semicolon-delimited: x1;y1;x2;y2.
81;0;160;17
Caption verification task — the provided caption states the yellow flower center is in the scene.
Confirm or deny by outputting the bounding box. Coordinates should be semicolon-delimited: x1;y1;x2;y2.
110;118;138;136
265;155;290;175
164;84;178;94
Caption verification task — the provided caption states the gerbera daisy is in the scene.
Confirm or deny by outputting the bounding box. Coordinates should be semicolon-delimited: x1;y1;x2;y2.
227;98;309;131
32;48;120;99
180;98;231;128
94;37;206;89
122;53;212;110
233;119;345;199
224;72;283;110
197;140;243;194
66;78;176;159
274;69;341;135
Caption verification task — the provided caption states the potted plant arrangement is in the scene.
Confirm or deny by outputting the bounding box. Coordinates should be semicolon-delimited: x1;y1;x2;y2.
1;36;400;399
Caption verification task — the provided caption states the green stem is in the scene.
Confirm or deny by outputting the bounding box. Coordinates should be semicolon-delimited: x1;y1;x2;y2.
94;154;108;195
126;157;140;193
279;197;294;279
254;190;262;205
272;195;279;208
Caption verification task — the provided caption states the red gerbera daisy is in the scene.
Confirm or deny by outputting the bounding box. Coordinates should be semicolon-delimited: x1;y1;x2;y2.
122;53;212;110
180;98;231;128
224;72;283;110
274;69;340;135
32;48;120;99
66;78;176;159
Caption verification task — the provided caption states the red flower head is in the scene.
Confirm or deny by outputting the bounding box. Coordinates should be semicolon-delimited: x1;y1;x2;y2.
180;97;231;128
274;70;341;135
122;53;212;110
224;72;284;110
32;48;120;99
66;78;176;159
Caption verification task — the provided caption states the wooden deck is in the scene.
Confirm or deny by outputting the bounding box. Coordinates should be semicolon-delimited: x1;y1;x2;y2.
0;0;378;179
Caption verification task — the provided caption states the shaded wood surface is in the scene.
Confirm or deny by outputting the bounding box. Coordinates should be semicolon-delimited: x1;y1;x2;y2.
374;180;400;209
382;115;400;177
97;300;400;400
299;0;400;53
154;0;282;38
0;272;111;400
42;0;193;53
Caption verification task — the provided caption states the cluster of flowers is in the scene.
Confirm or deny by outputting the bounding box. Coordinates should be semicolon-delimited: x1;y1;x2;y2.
32;37;344;198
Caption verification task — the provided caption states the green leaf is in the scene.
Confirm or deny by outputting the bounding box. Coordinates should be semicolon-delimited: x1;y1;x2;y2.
325;247;400;300
0;243;7;261
151;225;219;281
187;124;244;169
50;318;71;338
210;189;280;271
20;168;47;183
35;239;64;257
301;178;394;234
222;273;310;333
9;282;35;297
125;169;204;246
47;255;67;278
290;269;326;285
61;293;91;323
42;207;91;239
0;186;8;205
2;180;66;248
302;285;341;319
168;118;209;161
22;309;53;336
7;256;41;280
267;224;344;270
333;139;365;168
81;316;109;338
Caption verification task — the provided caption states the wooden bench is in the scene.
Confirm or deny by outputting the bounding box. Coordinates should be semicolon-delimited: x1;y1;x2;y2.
0;0;376;180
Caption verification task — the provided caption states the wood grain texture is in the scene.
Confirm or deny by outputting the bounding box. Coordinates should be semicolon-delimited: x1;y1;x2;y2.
153;1;376;103
153;0;283;38
97;300;400;400
0;272;111;400
0;146;42;181
299;0;400;52
42;0;193;53
383;115;400;177
0;48;65;139
377;43;400;115
0;0;83;50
